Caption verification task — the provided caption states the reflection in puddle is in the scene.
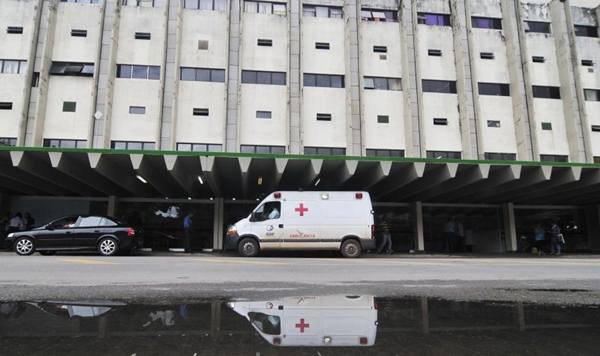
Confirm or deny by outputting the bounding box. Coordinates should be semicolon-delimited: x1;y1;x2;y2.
1;296;599;355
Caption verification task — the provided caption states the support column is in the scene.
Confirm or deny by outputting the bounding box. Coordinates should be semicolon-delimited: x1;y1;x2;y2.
413;201;425;252
288;0;301;154
213;198;224;250
400;0;420;157
502;202;517;252
107;195;118;216
161;0;182;150
225;0;242;152
344;0;362;155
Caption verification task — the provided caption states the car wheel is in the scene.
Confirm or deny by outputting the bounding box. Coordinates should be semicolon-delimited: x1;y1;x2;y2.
14;237;35;256
98;237;119;256
341;239;362;258
39;251;56;256
238;238;259;257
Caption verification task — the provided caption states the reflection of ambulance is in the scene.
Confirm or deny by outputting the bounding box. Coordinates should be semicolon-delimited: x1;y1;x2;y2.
225;191;376;257
228;295;378;347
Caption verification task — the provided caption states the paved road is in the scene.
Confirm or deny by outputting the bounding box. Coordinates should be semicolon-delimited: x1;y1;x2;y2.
1;253;599;304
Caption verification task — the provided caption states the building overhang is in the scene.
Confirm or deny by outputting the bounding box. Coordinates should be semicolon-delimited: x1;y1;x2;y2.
0;147;599;205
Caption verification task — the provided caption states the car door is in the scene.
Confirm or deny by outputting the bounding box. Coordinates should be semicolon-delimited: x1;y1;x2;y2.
251;201;284;249
72;216;105;249
34;216;78;249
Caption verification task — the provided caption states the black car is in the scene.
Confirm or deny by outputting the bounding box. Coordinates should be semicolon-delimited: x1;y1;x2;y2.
6;215;138;256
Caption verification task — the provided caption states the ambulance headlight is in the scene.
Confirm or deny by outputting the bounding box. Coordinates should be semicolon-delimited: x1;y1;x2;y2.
226;302;235;309
7;233;14;239
226;225;237;237
323;336;332;344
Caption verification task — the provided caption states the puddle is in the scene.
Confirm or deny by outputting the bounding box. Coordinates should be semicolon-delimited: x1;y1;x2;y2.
1;296;599;355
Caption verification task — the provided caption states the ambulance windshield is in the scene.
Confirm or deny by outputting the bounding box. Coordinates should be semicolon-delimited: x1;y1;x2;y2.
248;312;281;335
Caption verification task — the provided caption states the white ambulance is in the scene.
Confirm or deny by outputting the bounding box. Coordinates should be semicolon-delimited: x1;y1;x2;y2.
225;191;376;257
228;295;378;347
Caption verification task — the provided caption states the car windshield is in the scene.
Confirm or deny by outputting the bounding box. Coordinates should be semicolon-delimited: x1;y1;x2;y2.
248;312;281;335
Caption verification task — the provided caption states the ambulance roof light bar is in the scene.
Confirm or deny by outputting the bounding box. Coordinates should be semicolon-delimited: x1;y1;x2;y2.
274;192;281;199
355;192;363;199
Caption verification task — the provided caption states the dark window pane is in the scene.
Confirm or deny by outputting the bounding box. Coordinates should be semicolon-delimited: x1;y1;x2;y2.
575;25;598;38
132;65;148;79
256;146;270;153
584;89;600;101
422;79;457;94
271;146;285;154
242;70;256;84
128;142;143;150
304;147;317;154
211;69;225;82
374;77;389;90
532;85;561;99
181;67;196;81
316;74;330;87
117;64;132;78
472;17;502;30
207;144;222;152
271;72;286;85
256;71;271;84
478;83;510;96
196;68;211;81
304;73;316;87
148;66;160;80
177;143;192;151
525;21;551;34
330;75;344;88
240;145;255;153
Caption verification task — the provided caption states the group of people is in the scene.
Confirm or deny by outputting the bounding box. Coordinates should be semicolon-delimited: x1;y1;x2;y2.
530;221;565;256
0;212;35;248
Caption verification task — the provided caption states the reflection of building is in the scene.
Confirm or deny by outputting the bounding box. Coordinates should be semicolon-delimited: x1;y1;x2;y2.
1;0;600;253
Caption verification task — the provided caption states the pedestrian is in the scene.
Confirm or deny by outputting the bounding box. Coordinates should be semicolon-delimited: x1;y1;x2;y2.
376;216;393;254
7;213;25;233
444;216;458;253
24;212;35;231
533;223;545;255
183;212;193;253
550;221;563;256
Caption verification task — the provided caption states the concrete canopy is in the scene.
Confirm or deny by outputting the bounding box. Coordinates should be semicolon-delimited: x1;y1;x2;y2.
0;147;598;205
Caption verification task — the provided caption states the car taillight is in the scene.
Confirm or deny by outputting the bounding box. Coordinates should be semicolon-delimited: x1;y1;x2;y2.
127;228;135;237
371;224;376;239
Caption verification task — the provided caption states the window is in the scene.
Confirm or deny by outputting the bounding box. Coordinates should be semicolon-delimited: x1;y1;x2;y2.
31;72;40;87
428;49;442;57
591;125;600;132
316;113;332;121
252;201;281;221
304;147;346;155
524;21;551;34
177;143;223;152
62;101;76;112
363;76;402;91
373;46;387;53
0;102;13;110
433;118;448;126
43;139;87;148
541;122;552;130
198;40;209;50
62;0;101;3
532;85;561;99
487;120;501;128
366;149;405;157
244;1;286;15
478;83;510;96
193;108;209;116
184;0;227;11
111;141;155;150
417;13;451;26
0;138;17;147
480;52;494;60
584;89;600;101
427;151;462;159
377;115;389;124
0;59;27;74
595;157;600;164
180;67;226;83
315;42;330;50
71;29;87;37
484;152;516;161
471;17;502;30
303;5;343;18
6;26;23;34
540;154;568;162
303;73;344;88
50;61;94;77
242;70;286;85
582;59;594;67
116;64;160;80
574;25;598;38
134;32;151;40
361;8;398;22
256;110;272;119
422;79;457;94
532;56;545;63
240;145;286;154
257;39;272;46
129;106;146;114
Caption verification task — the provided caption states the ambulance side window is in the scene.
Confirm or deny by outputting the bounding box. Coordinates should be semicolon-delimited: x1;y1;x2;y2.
252;202;281;222
248;312;281;335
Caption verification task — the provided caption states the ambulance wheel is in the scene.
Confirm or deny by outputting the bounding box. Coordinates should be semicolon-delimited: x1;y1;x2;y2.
341;239;362;258
238;238;260;257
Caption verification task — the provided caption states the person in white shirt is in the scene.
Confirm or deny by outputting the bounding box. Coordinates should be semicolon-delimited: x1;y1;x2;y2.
8;213;25;233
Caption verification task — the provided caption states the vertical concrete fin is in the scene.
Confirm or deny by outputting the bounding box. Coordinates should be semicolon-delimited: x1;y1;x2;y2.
88;152;102;169
239;157;251;173
164;155;177;171
478;164;491;179
345;160;359;176
540;165;553;180
129;154;143;170
510;165;522;179
48;152;62;168
310;159;324;175
571;166;583;181
275;158;288;174
9;151;24;167
200;156;215;172
413;162;426;178
379;161;393;176
446;163;459;178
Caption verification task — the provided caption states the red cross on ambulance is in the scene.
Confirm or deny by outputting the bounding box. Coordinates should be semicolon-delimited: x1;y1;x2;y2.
294;203;309;217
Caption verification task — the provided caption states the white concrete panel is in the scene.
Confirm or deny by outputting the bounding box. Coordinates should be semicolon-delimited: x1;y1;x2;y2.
117;6;167;66
0;0;37;60
532;98;570;156
241;12;288;72
239;85;288;146
302;88;347;148
43;77;95;140
110;80;162;142
478;96;517;154
417;26;456;80
302;17;345;74
585;101;600;156
362;90;405;150
359;21;402;78
525;35;560;86
175;81;226;145
179;10;229;69
421;93;462;152
471;30;510;83
575;39;600;89
53;2;103;63
0;76;26;138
